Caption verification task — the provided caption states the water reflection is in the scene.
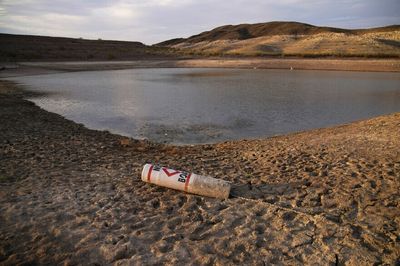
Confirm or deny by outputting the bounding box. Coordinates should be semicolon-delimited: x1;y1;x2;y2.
9;68;400;144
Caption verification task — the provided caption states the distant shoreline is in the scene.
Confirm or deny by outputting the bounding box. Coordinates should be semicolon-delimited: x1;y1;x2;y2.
1;58;400;77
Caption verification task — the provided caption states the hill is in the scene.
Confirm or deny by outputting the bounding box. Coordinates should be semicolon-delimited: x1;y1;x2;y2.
157;21;400;58
0;34;176;61
2;22;400;61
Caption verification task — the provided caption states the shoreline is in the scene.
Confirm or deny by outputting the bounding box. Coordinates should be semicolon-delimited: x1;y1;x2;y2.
1;57;400;77
0;80;399;265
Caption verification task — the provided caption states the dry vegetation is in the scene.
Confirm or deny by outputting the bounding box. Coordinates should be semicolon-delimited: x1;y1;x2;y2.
159;22;400;58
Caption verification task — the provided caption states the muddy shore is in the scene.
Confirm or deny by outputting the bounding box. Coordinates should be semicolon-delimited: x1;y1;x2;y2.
0;80;399;265
1;58;400;78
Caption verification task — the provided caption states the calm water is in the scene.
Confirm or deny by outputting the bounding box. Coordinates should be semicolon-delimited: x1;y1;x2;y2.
9;68;400;144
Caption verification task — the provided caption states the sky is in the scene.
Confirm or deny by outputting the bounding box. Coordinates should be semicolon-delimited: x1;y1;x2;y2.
0;0;399;44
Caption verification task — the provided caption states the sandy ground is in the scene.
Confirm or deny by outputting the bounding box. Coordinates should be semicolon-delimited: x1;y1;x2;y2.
0;80;399;265
0;58;399;78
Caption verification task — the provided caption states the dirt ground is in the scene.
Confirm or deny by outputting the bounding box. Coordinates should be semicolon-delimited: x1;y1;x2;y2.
0;80;399;265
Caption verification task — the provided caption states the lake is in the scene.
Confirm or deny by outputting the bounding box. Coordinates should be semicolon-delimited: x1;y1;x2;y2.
9;68;400;144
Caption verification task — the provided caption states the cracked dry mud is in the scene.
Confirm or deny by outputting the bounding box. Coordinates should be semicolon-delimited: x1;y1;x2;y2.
0;80;399;265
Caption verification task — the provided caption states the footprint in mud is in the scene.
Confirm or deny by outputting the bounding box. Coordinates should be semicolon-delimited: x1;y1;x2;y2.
166;217;183;230
146;198;160;209
152;240;173;254
189;221;214;241
254;224;266;234
254;208;266;217
161;234;184;244
282;211;297;222
173;195;187;209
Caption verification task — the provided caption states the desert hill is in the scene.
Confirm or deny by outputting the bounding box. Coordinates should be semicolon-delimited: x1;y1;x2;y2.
157;21;400;57
2;22;400;61
0;33;175;61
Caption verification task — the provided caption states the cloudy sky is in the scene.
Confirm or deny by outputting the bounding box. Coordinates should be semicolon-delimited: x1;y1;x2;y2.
0;0;399;44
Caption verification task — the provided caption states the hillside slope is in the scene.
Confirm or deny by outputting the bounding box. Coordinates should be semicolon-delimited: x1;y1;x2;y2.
0;34;176;61
157;22;400;57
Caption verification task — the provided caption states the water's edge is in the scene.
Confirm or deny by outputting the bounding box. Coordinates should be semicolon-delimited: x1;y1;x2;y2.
6;68;400;144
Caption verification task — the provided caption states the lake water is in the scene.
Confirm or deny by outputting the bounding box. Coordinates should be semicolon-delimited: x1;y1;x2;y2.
9;68;400;144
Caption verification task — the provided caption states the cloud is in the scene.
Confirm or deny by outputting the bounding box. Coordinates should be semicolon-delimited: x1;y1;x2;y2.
0;0;399;44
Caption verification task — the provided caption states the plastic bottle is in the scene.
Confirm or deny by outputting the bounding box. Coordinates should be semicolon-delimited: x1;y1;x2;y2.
141;164;231;199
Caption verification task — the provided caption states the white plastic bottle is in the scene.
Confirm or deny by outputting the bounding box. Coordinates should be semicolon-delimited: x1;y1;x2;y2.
141;164;231;199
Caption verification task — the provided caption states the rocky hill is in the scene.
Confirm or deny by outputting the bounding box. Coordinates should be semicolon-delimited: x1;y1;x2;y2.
157;21;400;57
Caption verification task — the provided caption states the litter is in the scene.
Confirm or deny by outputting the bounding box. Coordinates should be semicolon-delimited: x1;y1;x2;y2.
141;164;231;199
